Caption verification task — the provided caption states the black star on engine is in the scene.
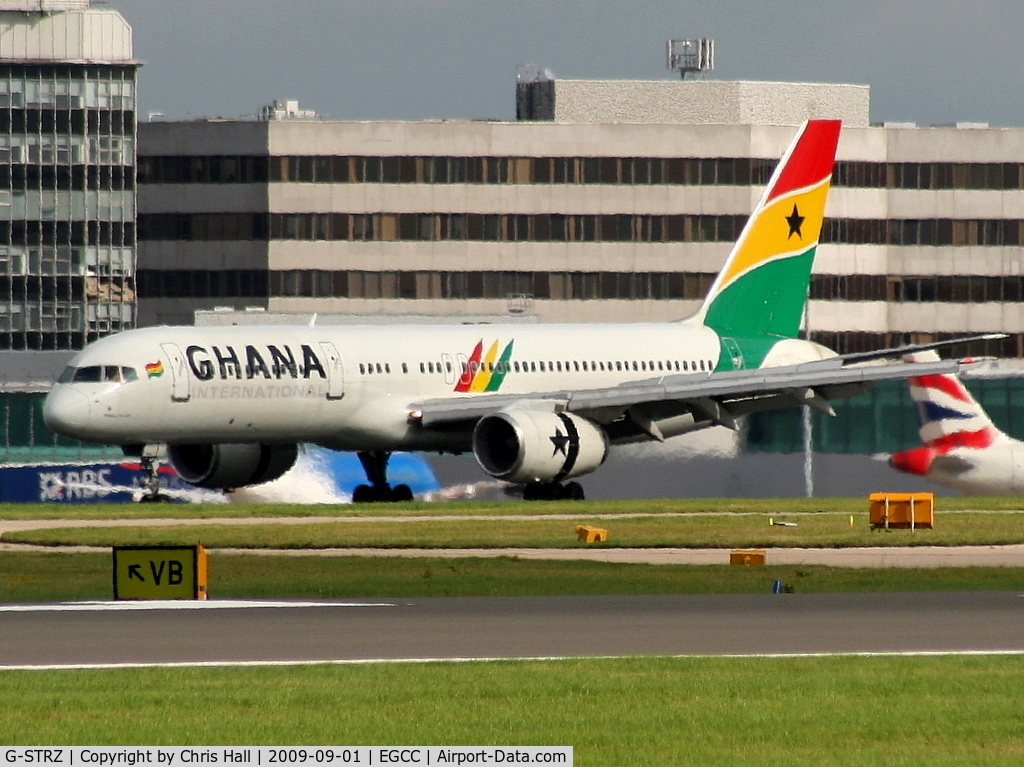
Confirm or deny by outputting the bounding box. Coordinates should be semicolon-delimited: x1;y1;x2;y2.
550;428;570;457
785;203;805;240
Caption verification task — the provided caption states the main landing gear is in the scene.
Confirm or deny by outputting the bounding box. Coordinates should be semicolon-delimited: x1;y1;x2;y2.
522;480;585;501
352;450;414;503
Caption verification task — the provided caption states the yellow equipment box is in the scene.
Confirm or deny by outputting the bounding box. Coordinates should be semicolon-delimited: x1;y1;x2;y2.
869;492;934;530
575;525;608;543
730;549;767;566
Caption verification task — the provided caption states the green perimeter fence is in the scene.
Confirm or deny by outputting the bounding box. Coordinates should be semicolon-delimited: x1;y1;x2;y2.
746;377;1024;454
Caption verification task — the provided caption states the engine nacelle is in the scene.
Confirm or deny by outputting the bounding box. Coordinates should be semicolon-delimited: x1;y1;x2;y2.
167;443;299;490
473;410;608;484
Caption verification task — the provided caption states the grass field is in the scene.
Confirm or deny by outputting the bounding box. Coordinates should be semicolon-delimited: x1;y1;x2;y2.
7;507;1024;550
3;500;1024;600
4;550;1024;602
1;495;1023;520
2;656;1023;765
3;499;1024;760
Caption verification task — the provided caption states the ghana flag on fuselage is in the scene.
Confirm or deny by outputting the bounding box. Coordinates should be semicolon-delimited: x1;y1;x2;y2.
695;119;841;341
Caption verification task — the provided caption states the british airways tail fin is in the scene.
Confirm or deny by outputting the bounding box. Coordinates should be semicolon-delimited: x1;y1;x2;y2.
890;350;1001;477
693;119;841;339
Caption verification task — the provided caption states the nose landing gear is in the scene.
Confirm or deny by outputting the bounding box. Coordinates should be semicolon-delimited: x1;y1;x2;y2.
137;454;173;503
123;445;172;503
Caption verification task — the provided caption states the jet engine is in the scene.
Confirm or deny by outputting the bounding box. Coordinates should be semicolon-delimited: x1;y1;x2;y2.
167;443;299;490
472;410;608;484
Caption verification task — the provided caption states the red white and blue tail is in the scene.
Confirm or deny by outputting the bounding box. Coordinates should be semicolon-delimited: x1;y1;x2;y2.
890;351;1001;477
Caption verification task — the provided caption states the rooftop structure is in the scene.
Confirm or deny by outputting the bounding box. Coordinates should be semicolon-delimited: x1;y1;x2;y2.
516;76;870;127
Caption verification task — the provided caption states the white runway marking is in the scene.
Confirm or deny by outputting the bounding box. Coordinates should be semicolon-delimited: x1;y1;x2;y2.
3;650;1024;673
0;599;397;612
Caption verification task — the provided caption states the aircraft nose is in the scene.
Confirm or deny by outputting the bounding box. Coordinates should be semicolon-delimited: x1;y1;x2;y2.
43;387;91;436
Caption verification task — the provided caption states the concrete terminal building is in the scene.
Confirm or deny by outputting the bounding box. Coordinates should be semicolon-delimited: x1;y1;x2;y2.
137;80;1023;362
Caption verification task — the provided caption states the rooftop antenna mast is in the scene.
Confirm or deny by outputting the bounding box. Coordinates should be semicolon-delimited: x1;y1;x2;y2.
666;38;714;79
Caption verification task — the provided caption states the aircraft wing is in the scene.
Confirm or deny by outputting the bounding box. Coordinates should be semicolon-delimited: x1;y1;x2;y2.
409;356;975;437
827;332;1006;365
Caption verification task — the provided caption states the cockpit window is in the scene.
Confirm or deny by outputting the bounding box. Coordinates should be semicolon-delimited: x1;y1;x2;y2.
72;366;103;383
59;365;139;384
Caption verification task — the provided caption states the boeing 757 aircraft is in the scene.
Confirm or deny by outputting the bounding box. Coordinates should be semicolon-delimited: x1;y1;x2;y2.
890;351;1024;494
44;120;988;502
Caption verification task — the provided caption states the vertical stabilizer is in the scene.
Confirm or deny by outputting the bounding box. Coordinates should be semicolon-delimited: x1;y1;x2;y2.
890;351;1001;478
694;119;841;339
905;351;999;450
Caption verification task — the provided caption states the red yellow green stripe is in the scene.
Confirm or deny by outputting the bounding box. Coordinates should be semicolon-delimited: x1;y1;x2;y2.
455;339;516;393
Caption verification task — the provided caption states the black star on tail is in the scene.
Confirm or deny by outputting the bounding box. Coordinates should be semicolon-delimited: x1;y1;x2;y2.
786;204;805;240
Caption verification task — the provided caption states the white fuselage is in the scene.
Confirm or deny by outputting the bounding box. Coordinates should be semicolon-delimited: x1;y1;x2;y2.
44;322;731;451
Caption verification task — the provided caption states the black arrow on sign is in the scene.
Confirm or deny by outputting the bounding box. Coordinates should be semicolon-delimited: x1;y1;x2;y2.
128;564;145;582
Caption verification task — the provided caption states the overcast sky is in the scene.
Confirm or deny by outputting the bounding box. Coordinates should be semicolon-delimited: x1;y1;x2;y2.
116;0;1024;127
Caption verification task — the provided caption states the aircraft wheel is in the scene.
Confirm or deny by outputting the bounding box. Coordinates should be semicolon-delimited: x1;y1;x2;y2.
523;482;547;501
392;484;414;502
524;481;575;501
352;484;375;503
564;481;585;501
138;493;172;504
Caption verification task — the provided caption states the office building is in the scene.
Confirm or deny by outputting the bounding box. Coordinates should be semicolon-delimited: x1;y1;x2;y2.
137;83;1020;360
0;0;138;352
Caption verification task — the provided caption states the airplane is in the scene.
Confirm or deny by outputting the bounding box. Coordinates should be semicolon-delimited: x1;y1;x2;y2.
889;351;1024;494
43;119;990;502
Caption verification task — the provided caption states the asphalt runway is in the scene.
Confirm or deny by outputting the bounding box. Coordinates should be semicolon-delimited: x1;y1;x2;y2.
3;591;1023;668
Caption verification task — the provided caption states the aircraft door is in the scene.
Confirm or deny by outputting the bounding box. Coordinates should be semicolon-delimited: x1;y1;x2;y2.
441;352;458;386
721;337;744;371
318;341;345;400
160;342;191;402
